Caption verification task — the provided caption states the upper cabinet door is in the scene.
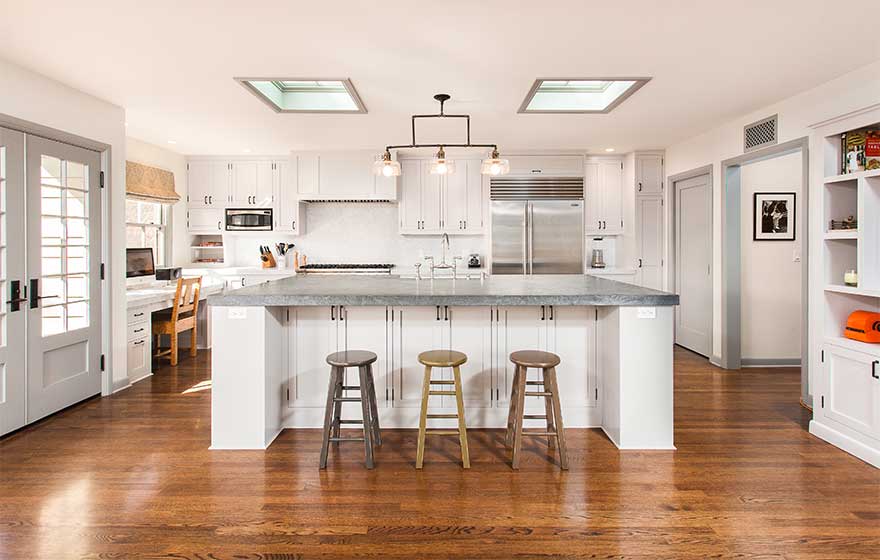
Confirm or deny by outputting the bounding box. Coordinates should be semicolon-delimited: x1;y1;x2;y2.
296;154;319;195
420;161;443;232
584;160;602;234
254;161;274;205
231;161;274;206
637;154;664;195
599;159;623;234
399;160;422;232
275;159;303;234
188;161;228;207
317;152;373;198
444;160;469;232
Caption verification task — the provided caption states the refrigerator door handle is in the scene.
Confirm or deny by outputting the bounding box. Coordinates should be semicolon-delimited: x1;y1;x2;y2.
527;203;534;275
523;203;529;275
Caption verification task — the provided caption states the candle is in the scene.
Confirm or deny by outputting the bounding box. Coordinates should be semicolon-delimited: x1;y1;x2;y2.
844;270;858;287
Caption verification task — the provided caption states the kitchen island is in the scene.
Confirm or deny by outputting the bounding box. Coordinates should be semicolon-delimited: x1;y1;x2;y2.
208;274;679;451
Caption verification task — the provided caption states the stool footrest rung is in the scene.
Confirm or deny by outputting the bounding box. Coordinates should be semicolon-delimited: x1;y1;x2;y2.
524;391;552;397
328;437;365;442
428;390;456;396
522;414;548;419
425;430;461;436
333;397;362;402
341;385;361;391
522;431;558;437
426;413;459;419
525;381;544;386
336;419;363;424
429;380;454;385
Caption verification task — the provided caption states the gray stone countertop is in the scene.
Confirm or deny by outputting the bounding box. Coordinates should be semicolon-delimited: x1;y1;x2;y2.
208;274;679;307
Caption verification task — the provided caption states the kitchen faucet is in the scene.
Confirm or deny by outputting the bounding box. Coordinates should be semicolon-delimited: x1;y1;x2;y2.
422;232;461;279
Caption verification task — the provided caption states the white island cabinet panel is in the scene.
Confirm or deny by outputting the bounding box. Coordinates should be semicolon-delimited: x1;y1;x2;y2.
446;307;493;409
392;306;443;408
822;344;880;440
340;306;390;409
549;305;597;409
496;306;547;408
288;306;338;408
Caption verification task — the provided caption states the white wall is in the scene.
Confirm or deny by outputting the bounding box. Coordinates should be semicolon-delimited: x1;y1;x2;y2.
0;58;128;391
125;137;189;267
224;202;488;270
740;151;802;361
665;58;880;367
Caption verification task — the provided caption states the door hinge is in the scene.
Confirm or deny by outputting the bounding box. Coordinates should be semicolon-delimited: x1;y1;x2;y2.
99;171;105;188
100;263;105;280
392;387;395;401
100;354;105;371
186;163;190;170
821;395;824;408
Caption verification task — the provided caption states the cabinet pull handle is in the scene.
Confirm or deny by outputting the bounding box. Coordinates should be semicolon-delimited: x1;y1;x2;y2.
292;220;296;230
133;327;144;333
873;360;879;379
133;312;144;317
541;306;545;320
204;196;208;204
464;220;467;229
444;306;449;321
133;340;145;346
331;306;335;321
218;221;222;230
549;305;554;321
638;258;643;268
339;306;344;321
436;306;440;321
638;182;642;192
209;195;213;204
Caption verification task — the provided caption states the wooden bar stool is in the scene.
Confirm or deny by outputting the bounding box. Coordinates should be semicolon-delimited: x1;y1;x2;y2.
152;276;201;366
319;350;381;469
416;350;470;469
506;350;568;470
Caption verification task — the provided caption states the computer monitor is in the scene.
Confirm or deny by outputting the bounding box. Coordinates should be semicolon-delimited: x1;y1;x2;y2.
126;248;155;278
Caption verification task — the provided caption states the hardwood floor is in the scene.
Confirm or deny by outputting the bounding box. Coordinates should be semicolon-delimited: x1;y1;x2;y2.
1;347;878;559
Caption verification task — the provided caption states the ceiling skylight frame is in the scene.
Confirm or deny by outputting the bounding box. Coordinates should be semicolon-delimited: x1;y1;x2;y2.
517;77;651;114
234;77;367;114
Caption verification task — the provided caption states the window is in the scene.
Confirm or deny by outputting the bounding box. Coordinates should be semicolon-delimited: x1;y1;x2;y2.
126;199;167;267
518;78;651;113
235;78;366;113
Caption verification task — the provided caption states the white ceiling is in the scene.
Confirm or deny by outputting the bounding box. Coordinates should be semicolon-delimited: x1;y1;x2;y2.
2;1;878;156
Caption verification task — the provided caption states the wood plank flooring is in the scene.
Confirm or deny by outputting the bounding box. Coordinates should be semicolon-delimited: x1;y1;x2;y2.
1;347;878;559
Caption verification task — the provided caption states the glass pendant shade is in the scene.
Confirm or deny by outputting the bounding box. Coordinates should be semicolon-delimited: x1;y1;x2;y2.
372;152;401;177
429;147;456;175
480;157;510;176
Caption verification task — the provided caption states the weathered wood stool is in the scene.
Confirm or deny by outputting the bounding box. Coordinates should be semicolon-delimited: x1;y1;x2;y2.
320;350;381;469
506;350;568;470
416;350;470;469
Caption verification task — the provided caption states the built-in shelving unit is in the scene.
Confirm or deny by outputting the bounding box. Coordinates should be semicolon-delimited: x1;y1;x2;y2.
810;108;880;468
190;234;225;265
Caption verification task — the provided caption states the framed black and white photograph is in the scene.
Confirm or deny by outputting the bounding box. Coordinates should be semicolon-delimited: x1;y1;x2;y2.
753;192;796;241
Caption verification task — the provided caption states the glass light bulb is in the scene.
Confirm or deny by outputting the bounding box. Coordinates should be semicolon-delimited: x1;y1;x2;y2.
382;164;394;177
489;163;501;175
436;162;448;174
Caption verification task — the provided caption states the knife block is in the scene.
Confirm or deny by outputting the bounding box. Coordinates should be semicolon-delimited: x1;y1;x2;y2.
261;252;277;269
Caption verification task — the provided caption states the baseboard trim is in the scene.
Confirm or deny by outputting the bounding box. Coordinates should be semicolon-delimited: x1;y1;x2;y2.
809;420;879;468
709;355;723;368
129;372;154;386
111;378;131;394
741;358;802;367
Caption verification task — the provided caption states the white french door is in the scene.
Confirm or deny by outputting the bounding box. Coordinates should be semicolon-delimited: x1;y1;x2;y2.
0;128;27;435
24;135;103;424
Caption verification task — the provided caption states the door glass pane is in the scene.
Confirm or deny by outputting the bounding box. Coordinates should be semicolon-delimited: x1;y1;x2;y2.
0;145;5;345
39;152;91;336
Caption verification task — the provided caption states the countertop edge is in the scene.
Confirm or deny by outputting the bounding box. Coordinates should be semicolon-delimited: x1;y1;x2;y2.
207;294;679;307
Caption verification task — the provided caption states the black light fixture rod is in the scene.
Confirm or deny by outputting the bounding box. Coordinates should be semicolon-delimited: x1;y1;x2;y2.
385;142;497;152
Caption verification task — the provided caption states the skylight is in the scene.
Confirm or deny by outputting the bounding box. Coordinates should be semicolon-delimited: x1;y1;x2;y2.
235;78;366;113
518;78;650;113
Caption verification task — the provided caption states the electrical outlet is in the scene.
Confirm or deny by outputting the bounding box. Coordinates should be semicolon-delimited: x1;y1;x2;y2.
228;308;247;320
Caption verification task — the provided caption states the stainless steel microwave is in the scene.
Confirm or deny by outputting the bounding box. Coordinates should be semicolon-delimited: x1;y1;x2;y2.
225;208;273;231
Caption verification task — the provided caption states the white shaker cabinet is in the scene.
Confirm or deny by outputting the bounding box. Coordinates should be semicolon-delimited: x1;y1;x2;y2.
820;343;880;440
585;157;624;235
187;160;229;207
287;306;339;408
495;306;548;409
399;159;484;234
635;196;664;290
274;159;304;234
231;161;274;206
186;208;224;233
636;154;664;195
295;151;396;200
445;307;493;408
391;306;444;408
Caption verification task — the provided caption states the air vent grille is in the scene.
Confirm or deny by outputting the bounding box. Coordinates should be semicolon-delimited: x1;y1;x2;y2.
490;176;584;200
744;115;778;152
300;199;394;203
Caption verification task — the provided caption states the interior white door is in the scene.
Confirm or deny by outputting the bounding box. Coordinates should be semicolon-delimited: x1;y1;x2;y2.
25;135;103;423
0;127;27;435
636;197;664;290
675;173;712;356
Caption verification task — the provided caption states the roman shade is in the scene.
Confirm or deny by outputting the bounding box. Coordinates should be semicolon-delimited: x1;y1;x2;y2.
126;161;180;203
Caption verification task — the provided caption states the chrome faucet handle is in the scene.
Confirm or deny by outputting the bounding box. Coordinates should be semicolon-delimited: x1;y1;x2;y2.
452;256;462;278
414;262;422;280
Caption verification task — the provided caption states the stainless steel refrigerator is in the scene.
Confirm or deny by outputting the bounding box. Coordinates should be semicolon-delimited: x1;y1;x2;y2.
491;200;584;274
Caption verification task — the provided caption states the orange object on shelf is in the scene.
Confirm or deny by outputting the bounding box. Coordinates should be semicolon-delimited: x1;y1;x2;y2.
844;310;880;343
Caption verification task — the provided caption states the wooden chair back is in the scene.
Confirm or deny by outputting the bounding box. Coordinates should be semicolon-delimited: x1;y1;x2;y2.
172;276;202;322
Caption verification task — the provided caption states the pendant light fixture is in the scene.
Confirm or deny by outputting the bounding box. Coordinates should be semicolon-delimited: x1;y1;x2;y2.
374;93;508;177
372;150;401;177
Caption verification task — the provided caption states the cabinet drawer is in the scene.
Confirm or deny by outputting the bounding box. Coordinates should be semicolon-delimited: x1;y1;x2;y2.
128;308;149;325
128;320;150;341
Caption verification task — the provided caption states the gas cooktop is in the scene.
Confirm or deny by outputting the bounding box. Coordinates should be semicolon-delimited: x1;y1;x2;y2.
298;263;394;274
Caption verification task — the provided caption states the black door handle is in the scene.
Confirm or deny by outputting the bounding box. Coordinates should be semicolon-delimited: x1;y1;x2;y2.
541;305;545;320
436;306;440;321
549;305;554;321
7;280;26;312
873;360;879;379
